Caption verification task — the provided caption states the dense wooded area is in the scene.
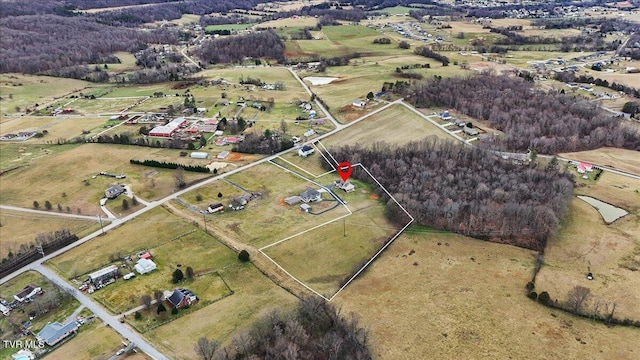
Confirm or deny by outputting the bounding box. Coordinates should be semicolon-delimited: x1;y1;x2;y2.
0;15;177;74
197;30;285;64
325;138;574;251
197;296;371;360
409;75;640;153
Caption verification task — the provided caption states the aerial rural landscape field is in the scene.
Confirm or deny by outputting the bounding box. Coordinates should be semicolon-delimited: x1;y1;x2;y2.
1;0;639;359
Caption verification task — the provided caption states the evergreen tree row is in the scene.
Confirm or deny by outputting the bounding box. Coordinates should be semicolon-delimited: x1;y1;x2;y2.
129;159;209;173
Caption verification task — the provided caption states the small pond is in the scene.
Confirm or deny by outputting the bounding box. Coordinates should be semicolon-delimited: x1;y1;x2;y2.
577;195;628;224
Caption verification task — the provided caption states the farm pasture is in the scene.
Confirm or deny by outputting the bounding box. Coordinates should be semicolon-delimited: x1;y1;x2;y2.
323;104;455;147
0;143;212;215
336;231;640;360
534;171;639;320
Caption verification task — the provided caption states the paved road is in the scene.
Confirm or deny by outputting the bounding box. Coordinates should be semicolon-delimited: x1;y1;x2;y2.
35;265;169;360
286;67;345;130
0;205;114;222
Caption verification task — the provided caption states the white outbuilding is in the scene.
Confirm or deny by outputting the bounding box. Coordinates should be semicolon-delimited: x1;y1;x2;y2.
134;258;157;275
190;152;209;159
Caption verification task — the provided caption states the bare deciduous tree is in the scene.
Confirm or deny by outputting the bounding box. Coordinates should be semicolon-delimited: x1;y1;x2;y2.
566;286;591;313
194;337;220;360
140;294;152;310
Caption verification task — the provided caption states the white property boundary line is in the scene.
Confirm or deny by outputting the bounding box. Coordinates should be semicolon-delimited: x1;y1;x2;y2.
260;149;414;302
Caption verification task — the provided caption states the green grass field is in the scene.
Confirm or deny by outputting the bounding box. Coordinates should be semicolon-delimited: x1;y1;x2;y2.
0;143;213;214
324;104;455;147
263;184;400;297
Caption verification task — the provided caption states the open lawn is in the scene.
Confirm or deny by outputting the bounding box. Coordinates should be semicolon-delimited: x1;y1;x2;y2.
145;262;297;359
263;181;401;297
323;104;454;147
0;74;92;115
91;228;236;314
0;143;213;214
335;231;640;360
45;322;131;360
181;162;351;249
275;149;332;178
0;209;100;259
560;147;640;176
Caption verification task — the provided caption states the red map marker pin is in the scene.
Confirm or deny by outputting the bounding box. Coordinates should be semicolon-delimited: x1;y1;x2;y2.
337;161;352;182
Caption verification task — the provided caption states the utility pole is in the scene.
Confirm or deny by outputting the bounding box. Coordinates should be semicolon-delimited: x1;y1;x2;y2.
203;213;207;232
98;214;105;235
343;218;346;237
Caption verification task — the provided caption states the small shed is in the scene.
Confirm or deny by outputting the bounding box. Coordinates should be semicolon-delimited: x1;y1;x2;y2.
300;204;312;213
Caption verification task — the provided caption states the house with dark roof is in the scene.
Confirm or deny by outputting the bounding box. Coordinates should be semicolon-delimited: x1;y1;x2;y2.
36;321;78;346
14;284;41;303
300;188;321;203
298;145;315;157
229;195;249;211
165;288;197;309
105;184;125;199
